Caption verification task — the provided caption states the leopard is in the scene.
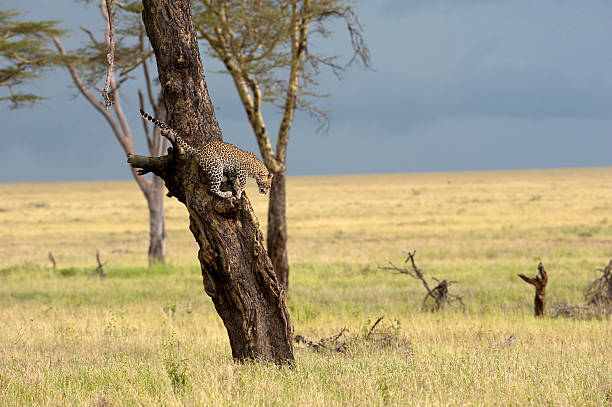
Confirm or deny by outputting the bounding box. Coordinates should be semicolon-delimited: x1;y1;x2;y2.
140;109;273;200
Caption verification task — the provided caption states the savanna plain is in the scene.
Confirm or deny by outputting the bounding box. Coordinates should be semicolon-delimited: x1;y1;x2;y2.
1;168;611;406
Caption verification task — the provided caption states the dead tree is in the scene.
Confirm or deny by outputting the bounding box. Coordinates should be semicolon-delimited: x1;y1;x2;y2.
381;250;465;312
294;327;348;353
94;250;106;279
48;251;56;271
585;259;612;306
128;0;293;365
518;262;548;316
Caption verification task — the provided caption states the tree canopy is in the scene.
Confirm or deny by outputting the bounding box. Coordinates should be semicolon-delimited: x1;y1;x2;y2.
0;11;66;107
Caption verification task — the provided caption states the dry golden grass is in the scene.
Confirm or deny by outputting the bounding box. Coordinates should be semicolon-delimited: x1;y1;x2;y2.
1;168;611;406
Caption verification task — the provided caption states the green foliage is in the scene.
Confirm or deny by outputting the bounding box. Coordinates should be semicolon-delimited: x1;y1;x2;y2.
0;262;44;276
67;5;152;90
192;0;370;124
0;11;66;107
161;333;190;394
0;3;153;108
57;267;79;277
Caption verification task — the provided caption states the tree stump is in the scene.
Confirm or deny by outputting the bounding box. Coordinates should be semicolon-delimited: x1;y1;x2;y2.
518;262;548;316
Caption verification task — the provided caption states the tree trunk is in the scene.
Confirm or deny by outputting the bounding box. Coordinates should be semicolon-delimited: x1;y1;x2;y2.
136;0;294;364
518;262;548;317
146;174;166;264
267;170;289;290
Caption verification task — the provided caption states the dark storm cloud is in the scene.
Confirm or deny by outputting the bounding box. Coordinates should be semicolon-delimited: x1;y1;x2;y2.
381;0;498;16
372;0;612;120
1;0;611;181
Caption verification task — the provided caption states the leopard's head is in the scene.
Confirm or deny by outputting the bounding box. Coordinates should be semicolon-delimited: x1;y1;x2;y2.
257;171;273;194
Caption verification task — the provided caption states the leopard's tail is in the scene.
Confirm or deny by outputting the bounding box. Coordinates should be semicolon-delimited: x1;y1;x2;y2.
139;109;177;143
139;109;199;156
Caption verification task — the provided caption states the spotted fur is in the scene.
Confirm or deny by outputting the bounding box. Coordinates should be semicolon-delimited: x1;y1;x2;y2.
140;109;273;199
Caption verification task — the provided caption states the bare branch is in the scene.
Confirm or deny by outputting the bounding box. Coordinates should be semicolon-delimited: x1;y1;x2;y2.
518;274;537;286
312;7;371;71
52;36;150;195
101;0;115;109
276;0;311;165
294;327;348;353
127;153;172;178
94;249;106;279
80;26;100;46
585;259;612;306
381;250;465;312
365;316;384;340
518;262;548;316
138;89;154;152
139;23;157;110
47;251;56;271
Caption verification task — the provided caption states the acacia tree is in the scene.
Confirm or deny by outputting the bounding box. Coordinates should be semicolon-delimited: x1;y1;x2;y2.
191;0;370;289
0;11;65;106
50;0;169;264
1;3;169;264
129;0;294;364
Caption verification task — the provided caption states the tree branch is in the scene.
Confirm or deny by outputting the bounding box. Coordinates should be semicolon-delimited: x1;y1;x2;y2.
276;0;311;165
381;250;464;312
139;23;157;110
52;36;150;196
518;262;548;316
127;153;171;177
208;27;283;173
138;89;154;152
80;26;100;46
101;0;116;109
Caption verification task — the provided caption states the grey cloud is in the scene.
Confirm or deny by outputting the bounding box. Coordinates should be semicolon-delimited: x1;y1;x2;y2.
1;0;611;182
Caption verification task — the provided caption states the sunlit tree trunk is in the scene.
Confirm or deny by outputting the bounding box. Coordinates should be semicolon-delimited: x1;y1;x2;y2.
132;0;294;364
267;171;289;289
146;175;166;264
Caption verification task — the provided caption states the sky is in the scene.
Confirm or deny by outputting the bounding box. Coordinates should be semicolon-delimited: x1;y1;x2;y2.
1;0;611;182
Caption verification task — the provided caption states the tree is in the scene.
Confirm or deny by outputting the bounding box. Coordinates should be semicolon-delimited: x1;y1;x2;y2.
0;1;171;264
191;0;370;289
518;262;548;317
0;11;65;107
2;3;168;264
129;0;294;364
50;0;170;264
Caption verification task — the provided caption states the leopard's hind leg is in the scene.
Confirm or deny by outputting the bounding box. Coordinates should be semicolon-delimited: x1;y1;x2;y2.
233;168;248;199
201;158;232;198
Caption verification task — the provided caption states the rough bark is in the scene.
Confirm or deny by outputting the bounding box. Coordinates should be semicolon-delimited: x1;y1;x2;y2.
518;262;548;316
267;170;289;290
136;0;294;364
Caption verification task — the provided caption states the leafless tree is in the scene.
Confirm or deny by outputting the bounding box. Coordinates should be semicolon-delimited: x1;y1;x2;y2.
518;262;548;316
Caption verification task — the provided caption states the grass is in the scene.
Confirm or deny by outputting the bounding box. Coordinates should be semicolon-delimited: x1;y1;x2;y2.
0;168;611;406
